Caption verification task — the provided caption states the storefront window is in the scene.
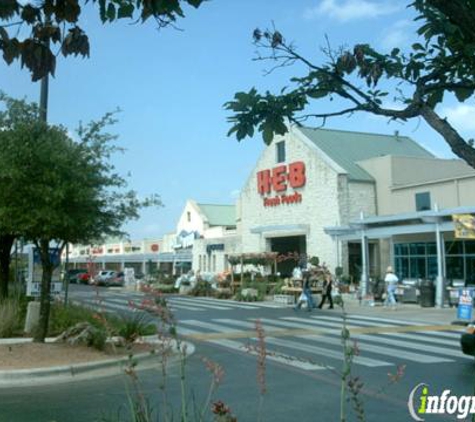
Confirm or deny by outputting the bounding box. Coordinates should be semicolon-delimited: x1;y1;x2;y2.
395;257;409;280
446;256;464;279
466;256;475;285
465;241;475;255
426;242;437;255
410;243;426;255
427;257;438;280
409;257;426;279
445;241;463;255
395;240;474;282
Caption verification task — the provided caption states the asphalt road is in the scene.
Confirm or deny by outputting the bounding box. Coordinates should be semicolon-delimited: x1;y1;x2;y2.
1;285;474;422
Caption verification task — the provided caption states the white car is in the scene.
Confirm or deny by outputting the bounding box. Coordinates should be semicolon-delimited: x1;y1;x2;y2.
92;270;117;286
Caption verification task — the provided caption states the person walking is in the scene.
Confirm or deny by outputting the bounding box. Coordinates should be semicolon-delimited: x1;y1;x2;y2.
384;266;399;309
318;273;334;309
294;271;316;311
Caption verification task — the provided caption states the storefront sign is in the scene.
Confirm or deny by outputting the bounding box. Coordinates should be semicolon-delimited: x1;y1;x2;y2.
453;214;475;239
257;161;306;194
263;192;302;207
457;288;474;320
257;162;306;207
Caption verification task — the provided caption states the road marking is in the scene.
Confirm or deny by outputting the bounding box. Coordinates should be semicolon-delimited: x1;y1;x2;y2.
167;298;232;310
216;319;392;367
257;318;452;364
177;326;326;370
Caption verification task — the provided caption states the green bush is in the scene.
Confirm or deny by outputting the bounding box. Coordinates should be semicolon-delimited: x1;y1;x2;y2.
117;312;156;344
150;284;177;294
190;279;213;297
0;298;23;337
269;279;285;295
48;302;123;336
214;289;233;299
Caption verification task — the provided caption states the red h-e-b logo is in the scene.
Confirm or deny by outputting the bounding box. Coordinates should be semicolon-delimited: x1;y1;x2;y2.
257;161;306;195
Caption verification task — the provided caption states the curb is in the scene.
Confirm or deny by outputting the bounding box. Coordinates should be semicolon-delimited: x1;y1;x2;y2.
0;337;195;388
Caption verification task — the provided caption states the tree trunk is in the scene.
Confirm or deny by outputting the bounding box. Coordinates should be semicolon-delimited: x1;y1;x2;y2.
34;239;54;343
0;234;15;299
420;106;475;169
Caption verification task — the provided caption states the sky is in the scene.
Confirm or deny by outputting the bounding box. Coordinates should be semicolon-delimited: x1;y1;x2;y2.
2;0;475;241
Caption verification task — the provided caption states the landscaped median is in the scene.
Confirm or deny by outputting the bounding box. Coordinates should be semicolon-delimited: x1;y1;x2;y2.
0;336;195;387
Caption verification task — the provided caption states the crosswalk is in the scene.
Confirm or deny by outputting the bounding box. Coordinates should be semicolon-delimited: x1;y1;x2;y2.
176;314;467;371
69;290;468;372
71;291;288;314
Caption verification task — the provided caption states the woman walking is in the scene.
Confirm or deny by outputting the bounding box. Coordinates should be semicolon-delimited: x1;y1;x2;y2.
318;273;334;309
293;271;316;311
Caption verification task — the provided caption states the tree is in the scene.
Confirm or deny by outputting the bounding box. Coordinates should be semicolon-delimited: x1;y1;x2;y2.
0;0;205;81
0;95;161;341
225;0;475;169
0;93;42;298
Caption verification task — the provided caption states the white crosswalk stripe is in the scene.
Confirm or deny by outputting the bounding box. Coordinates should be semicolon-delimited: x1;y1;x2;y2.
282;316;468;360
176;315;466;368
259;317;454;364
214;319;392;367
177;325;327;371
332;316;460;342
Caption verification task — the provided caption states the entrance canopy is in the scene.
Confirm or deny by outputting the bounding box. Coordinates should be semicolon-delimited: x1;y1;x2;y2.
324;206;475;240
324;205;475;307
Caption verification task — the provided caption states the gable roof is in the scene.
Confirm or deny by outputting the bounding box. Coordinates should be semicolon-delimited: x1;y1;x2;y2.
297;126;434;182
196;203;236;227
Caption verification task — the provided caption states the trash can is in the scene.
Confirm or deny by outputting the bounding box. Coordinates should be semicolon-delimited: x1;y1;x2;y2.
419;280;435;307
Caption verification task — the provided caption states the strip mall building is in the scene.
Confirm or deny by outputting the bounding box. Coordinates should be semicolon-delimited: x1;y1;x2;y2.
68;125;475;306
192;125;475;307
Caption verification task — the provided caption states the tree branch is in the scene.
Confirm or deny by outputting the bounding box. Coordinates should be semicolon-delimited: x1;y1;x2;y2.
420;105;475;168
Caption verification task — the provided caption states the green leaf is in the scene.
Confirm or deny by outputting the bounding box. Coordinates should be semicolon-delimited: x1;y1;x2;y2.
118;3;134;18
99;0;106;22
390;48;400;57
412;43;424;51
262;125;273;145
106;2;116;21
307;89;327;99
454;87;473;102
0;0;18;20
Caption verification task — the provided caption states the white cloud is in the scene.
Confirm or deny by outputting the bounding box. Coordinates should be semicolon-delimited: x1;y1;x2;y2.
304;0;400;22
442;104;475;132
380;19;413;51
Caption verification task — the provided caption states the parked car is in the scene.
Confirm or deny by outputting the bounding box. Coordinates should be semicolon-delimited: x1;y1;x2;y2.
92;270;118;286
460;322;475;356
78;272;92;284
109;271;125;287
66;269;88;284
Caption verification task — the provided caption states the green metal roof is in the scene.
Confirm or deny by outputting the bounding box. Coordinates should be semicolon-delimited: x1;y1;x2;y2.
197;203;236;227
298;127;434;182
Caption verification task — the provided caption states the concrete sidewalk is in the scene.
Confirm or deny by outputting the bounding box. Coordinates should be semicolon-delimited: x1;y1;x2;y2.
337;294;464;325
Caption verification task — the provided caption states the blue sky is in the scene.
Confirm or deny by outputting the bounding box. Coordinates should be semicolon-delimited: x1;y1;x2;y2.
2;0;474;240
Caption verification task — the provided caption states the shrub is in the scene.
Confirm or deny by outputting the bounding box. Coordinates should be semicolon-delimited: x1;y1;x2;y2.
48;302;123;336
190;279;214;297
269;279;285;295
117;312;156;344
150;284;177;294
214;289;233;299
0;298;22;337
